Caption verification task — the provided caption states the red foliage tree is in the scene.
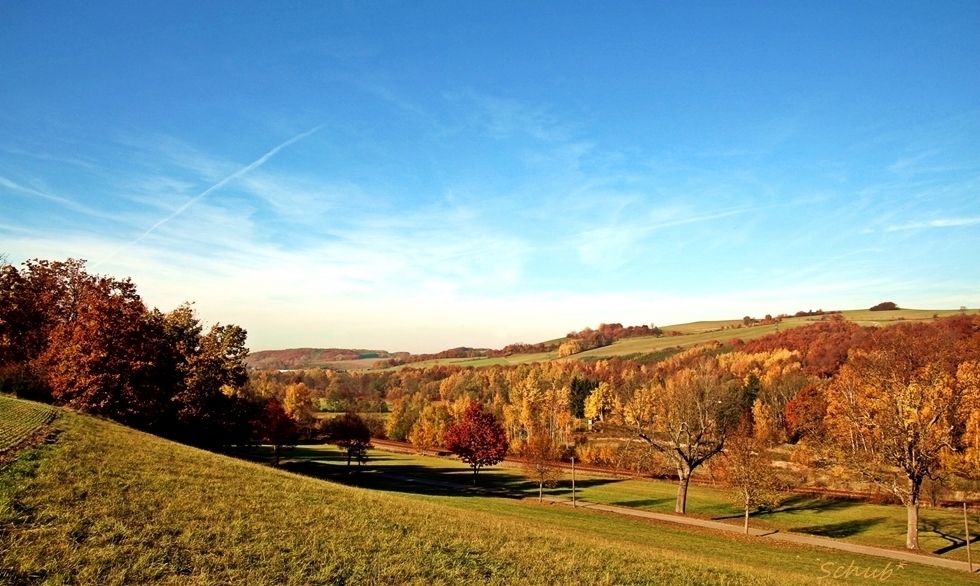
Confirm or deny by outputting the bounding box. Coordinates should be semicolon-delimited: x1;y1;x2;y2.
741;317;866;377
38;271;173;430
256;398;298;466
443;401;509;485
783;385;828;442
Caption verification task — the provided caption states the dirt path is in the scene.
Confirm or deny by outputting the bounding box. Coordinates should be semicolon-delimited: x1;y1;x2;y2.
372;470;978;574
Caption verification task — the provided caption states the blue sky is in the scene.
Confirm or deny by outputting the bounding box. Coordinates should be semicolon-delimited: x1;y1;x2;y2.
1;2;978;353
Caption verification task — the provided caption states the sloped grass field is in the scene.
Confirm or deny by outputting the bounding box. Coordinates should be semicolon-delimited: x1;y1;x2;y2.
1;407;794;586
0;396;56;454
0;405;971;585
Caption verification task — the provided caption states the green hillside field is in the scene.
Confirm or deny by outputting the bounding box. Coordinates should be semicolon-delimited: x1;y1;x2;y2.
0;395;973;585
388;308;976;369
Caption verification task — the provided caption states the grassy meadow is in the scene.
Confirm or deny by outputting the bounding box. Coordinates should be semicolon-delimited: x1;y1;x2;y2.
282;443;980;563
2;398;975;585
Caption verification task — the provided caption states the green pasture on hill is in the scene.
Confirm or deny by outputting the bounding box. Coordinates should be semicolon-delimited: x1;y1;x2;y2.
2;398;974;585
385;308;977;369
384;350;559;371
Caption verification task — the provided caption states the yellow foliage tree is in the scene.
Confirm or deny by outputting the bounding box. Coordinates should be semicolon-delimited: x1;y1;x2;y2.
722;417;786;534
408;402;452;455
637;360;742;514
283;382;315;437
521;431;564;502
826;338;964;550
584;382;614;423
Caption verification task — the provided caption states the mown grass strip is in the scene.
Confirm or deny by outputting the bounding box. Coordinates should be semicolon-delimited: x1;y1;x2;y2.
0;395;56;454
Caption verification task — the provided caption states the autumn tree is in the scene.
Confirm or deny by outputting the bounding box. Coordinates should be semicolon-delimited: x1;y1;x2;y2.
0;260;51;400
722;416;786;534
324;412;372;471
784;385;828;442
163;305;251;447
584;381;615;423
257;398;298;466
443;401;509;485
284;381;316;440
409;402;452;455
953;361;980;476
521;431;564;502
636;359;743;513
386;393;426;441
38;269;174;431
825;323;968;550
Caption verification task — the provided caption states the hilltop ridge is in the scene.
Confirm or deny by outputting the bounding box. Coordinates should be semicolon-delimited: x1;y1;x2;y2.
250;307;975;371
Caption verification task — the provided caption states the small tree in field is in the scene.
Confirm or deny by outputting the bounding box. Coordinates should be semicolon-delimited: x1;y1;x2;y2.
521;432;564;502
324;412;372;472
722;416;785;534
258;398;298;466
443;401;509;485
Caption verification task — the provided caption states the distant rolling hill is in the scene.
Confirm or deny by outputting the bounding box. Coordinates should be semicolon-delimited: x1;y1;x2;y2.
246;348;407;370
250;307;975;371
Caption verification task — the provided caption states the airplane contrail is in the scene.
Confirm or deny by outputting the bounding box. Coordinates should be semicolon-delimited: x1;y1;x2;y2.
94;125;322;268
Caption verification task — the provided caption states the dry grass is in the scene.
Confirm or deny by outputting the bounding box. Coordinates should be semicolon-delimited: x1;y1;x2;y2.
1;403;973;584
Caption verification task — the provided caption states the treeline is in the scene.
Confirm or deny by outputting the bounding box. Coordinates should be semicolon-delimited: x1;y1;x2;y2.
377;322;664;367
558;322;664;357
0;258;285;450
375;341;560;368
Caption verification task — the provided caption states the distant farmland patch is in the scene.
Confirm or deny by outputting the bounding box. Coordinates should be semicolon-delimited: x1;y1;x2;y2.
247;348;403;370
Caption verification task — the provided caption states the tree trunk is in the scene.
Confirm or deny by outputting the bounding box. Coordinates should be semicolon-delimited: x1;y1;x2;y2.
539;481;543;503
274;444;281;467
676;468;691;514
907;502;920;549
907;476;922;550
473;465;479;485
744;498;751;535
347;450;352;472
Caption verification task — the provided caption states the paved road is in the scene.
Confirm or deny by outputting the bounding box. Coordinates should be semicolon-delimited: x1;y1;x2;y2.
371;470;978;575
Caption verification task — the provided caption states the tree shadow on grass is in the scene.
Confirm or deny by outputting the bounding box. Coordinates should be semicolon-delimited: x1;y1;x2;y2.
775;495;863;514
608;498;674;508
282;459;519;498
279;453;624;500
794;517;887;538
922;518;980;555
711;495;862;522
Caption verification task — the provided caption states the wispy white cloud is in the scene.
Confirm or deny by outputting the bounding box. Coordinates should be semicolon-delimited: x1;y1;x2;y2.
94;126;323;267
885;217;980;231
0;174;112;218
573;205;752;267
0;144;98;170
